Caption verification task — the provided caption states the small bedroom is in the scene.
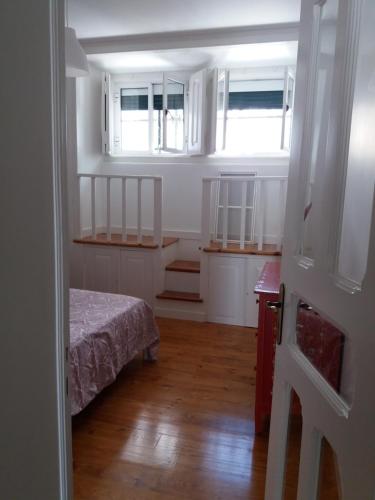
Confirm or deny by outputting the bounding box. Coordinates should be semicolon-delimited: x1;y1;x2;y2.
2;0;375;499
67;4;298;498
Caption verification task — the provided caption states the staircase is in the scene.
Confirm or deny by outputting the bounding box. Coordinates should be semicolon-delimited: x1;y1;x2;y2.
155;241;205;321
157;260;202;302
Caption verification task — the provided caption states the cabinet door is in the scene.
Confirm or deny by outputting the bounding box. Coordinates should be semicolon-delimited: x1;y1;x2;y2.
119;250;154;307
83;246;119;293
208;256;246;326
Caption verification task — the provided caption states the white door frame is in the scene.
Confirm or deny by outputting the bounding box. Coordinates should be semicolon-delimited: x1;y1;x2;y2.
0;1;71;498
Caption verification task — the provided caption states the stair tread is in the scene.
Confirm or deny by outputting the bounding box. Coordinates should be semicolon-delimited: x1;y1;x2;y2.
165;260;200;273
156;290;203;303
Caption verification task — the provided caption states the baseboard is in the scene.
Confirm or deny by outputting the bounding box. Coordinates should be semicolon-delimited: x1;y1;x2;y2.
155;306;206;322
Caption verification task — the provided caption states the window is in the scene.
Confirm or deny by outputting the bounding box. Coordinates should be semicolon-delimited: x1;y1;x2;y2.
111;76;186;155
120;87;150;153
101;66;294;157
215;68;295;155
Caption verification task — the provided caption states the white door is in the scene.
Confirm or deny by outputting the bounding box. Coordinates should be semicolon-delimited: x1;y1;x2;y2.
265;0;375;498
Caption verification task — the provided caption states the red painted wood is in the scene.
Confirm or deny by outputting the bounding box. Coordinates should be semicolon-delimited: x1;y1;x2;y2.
254;262;281;434
254;261;281;295
253;262;343;434
296;304;345;392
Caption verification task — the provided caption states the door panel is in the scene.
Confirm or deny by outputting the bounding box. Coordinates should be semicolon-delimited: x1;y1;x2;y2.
83;246;119;293
208;255;245;325
265;0;375;498
283;390;303;500
119;250;154;307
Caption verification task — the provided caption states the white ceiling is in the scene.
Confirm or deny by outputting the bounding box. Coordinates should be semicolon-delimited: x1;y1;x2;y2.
88;42;298;74
69;0;301;40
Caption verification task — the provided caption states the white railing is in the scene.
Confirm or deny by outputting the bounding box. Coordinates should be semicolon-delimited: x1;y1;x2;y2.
77;174;163;246
201;176;288;251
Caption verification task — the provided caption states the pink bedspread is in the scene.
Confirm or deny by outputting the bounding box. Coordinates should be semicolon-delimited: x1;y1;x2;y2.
69;288;159;415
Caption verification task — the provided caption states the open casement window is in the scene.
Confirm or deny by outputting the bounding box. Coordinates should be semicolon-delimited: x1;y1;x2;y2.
162;74;186;153
187;69;207;155
213;67;294;155
109;74;186;155
106;70;207;156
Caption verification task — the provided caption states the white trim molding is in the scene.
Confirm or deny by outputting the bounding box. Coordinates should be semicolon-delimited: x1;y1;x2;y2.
80;23;300;55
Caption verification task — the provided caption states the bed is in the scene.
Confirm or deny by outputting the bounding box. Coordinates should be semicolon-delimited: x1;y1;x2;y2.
69;288;159;415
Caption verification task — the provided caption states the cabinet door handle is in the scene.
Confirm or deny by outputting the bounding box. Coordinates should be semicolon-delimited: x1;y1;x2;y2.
266;301;282;311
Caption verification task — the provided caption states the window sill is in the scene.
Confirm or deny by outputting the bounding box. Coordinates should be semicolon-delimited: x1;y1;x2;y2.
210;151;290;159
107;151;290;161
108;153;190;159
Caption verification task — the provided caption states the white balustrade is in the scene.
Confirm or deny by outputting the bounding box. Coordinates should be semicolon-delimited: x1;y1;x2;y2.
78;174;163;247
201;176;288;251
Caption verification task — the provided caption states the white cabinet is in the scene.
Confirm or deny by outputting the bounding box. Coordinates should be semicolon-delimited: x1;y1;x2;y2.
207;254;280;327
83;246;119;293
119;250;154;307
81;246;155;307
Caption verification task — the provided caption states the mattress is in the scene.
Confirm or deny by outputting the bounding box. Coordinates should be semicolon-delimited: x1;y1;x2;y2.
69;288;159;415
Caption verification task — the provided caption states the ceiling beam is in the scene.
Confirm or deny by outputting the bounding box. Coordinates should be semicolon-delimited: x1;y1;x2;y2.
80;23;299;54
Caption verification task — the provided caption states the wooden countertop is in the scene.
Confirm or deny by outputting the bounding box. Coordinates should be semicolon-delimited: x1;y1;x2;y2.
254;261;281;295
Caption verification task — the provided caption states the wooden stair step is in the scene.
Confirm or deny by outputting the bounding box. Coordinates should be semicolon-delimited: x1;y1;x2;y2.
156;291;203;303
165;260;200;273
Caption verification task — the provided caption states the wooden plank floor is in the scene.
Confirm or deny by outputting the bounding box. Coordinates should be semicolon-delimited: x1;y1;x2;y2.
72;318;338;499
72;319;268;499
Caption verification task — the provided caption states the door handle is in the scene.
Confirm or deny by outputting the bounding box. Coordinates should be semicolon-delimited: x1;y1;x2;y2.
266;283;285;345
298;302;312;311
266;301;282;311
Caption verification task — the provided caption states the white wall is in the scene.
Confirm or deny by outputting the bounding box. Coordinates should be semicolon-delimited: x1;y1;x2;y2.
73;70;290;252
100;157;289;238
76;64;105;230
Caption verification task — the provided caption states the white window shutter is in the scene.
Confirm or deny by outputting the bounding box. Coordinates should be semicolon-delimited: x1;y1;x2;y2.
101;72;112;154
215;69;230;153
281;67;295;151
206;68;218;155
187;68;207;155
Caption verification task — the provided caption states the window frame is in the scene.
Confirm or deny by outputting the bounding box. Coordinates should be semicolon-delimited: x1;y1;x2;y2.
112;75;188;156
214;66;295;156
